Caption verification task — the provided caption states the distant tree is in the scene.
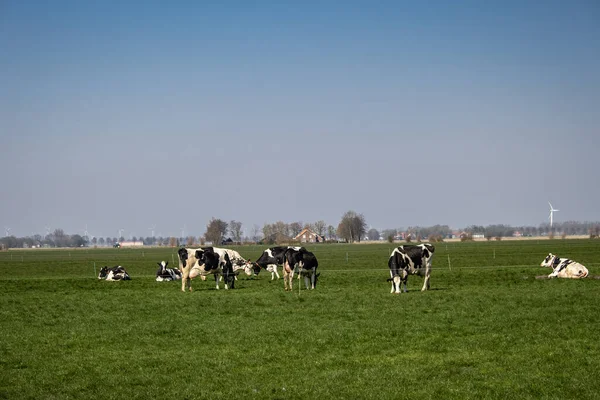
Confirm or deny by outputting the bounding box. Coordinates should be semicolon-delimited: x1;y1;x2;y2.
229;220;243;243
186;236;195;246
205;218;228;245
367;228;380;241
336;210;367;243
71;234;86;247
118;236;125;243
312;220;326;237
289;222;303;237
131;236;137;243
327;225;336;240
99;237;105;246
251;224;261;242
169;237;178;247
91;237;98;246
262;223;274;242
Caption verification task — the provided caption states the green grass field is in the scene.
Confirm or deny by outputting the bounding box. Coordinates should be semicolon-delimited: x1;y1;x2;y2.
1;240;599;399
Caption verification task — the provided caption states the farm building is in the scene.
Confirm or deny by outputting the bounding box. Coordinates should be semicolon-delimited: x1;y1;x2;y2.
294;228;324;243
118;241;144;248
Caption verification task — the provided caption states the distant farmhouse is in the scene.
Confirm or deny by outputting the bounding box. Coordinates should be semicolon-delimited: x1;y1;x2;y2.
294;228;324;243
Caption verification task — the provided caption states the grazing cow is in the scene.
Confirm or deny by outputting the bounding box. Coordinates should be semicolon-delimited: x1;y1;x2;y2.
541;253;589;279
252;246;293;280
220;248;253;277
387;243;435;293
98;266;131;281
297;250;319;290
178;247;235;291
155;261;182;282
282;247;319;291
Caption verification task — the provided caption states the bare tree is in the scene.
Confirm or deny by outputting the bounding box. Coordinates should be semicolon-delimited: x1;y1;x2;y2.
205;218;228;245
289;222;303;237
337;210;367;243
229;220;243;243
251;224;261;242
186;236;195;246
314;220;327;237
327;225;336;240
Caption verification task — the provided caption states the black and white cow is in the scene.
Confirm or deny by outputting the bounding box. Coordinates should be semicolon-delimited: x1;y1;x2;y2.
98;265;131;281
177;247;235;291
220;248;253;277
282;247;319;291
387;243;435;293
297;250;319;290
155;261;182;282
540;253;589;279
252;246;294;280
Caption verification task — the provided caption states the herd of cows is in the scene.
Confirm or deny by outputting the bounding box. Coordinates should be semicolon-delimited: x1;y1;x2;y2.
97;243;591;292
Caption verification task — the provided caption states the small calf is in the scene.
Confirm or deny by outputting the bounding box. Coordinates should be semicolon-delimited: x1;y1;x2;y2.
155;261;182;282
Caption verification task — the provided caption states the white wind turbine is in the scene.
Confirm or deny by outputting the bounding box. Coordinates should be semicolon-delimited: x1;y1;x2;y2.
149;225;156;238
548;201;559;228
4;227;10;237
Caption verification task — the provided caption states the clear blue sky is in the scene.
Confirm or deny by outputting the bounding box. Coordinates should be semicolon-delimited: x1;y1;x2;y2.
1;1;599;238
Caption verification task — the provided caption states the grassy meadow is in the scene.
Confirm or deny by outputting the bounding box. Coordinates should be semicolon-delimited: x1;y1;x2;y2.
1;240;599;399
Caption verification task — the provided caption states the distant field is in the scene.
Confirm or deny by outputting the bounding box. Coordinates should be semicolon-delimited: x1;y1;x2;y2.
1;240;599;399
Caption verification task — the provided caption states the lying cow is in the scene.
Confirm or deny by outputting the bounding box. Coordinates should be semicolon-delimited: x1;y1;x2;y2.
178;247;236;291
282;247;319;291
541;253;589;279
98;266;131;281
155;261;182;282
388;243;435;293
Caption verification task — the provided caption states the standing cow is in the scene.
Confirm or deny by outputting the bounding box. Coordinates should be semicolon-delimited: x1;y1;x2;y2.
540;253;589;279
282;247;319;291
388;243;435;293
177;247;236;291
252;246;298;280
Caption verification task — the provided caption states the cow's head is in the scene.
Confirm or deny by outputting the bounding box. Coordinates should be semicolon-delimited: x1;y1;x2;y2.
247;261;262;276
157;261;168;271
98;266;109;280
541;253;556;268
178;248;189;266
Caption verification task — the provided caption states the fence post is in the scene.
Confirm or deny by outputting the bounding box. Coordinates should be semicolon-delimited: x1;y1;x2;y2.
447;254;451;270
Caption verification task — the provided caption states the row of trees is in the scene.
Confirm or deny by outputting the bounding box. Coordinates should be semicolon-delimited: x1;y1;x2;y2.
2;215;600;249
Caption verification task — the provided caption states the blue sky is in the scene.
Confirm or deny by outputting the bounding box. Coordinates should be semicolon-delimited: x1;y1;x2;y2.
1;1;599;238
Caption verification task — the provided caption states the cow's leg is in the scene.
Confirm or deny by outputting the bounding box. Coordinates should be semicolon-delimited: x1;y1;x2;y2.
214;274;220;290
421;265;430;291
274;265;280;280
181;267;191;292
283;269;289;291
304;275;310;289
